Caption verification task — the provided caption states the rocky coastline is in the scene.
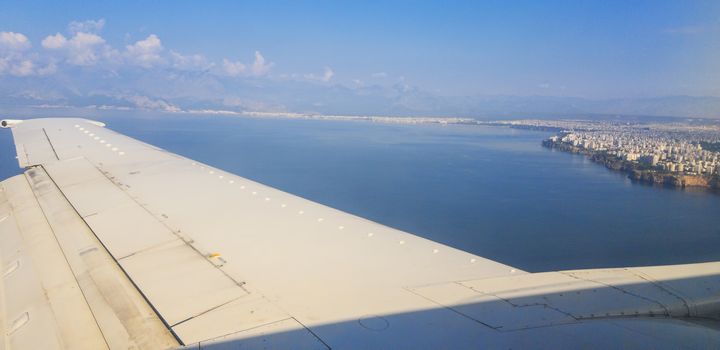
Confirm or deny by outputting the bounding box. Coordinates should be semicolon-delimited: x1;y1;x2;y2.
542;139;720;191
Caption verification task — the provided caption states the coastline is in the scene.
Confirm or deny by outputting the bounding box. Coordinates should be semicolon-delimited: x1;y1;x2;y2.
542;139;720;192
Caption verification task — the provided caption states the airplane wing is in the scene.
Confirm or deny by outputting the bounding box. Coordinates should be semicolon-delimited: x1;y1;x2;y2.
1;117;718;349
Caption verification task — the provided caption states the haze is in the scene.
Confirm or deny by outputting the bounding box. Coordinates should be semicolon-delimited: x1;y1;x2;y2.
0;0;719;118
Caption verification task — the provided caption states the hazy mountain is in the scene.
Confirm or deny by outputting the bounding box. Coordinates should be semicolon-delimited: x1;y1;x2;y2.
1;70;718;119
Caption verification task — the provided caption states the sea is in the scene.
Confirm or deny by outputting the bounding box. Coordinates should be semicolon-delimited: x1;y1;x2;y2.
2;114;720;272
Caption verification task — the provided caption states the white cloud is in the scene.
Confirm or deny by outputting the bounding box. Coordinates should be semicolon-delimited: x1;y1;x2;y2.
125;34;164;68
69;32;113;66
0;31;50;77
42;31;116;66
43;30;206;71
0;32;31;52
0;57;33;77
170;51;212;70
304;67;334;82
72;32;105;46
41;33;67;49
0;58;50;77
222;51;273;77
222;58;246;76
322;67;334;82
68;19;106;34
11;60;34;76
1;22;286;91
5;22;278;79
371;72;388;78
250;51;273;76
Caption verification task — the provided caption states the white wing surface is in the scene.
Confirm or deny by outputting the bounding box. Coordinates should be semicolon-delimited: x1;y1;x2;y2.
1;118;719;349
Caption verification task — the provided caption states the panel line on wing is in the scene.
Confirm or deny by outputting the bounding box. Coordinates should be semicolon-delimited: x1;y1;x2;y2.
14;167;180;348
41;128;60;160
41;157;255;330
558;271;672;316
91;158;249;290
169;295;245;328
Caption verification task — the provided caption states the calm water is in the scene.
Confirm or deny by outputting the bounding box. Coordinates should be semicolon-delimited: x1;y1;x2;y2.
2;115;720;272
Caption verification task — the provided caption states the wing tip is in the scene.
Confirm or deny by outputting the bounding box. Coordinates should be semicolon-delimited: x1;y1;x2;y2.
85;120;106;127
1;119;23;128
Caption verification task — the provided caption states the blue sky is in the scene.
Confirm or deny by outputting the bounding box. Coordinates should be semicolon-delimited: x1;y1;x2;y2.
0;1;718;117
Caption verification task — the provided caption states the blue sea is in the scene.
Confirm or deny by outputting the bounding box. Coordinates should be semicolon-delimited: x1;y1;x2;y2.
2;114;720;272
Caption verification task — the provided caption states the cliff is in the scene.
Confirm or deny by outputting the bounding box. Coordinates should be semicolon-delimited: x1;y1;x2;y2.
542;139;720;192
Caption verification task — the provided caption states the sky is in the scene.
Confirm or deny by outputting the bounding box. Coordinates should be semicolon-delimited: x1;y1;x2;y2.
0;0;719;118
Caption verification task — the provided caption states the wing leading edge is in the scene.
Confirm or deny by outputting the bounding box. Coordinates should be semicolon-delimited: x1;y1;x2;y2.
0;118;718;349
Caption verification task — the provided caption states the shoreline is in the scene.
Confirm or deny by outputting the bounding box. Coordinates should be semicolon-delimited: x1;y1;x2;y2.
542;139;720;193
